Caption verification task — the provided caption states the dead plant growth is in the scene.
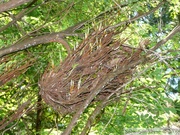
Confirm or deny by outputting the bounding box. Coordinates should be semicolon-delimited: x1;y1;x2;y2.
39;28;147;115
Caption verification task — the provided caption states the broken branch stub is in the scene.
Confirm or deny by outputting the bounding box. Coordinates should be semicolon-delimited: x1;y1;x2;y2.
39;29;144;115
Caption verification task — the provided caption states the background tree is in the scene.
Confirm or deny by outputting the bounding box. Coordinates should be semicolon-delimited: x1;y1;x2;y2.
0;0;179;134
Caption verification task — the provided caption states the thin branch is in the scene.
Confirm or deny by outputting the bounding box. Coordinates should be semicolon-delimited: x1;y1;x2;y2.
61;1;139;34
122;92;132;115
107;0;166;30
0;0;32;13
0;100;31;130
2;120;19;135
90;0;139;22
101;103;118;134
80;100;109;135
35;94;42;135
0;1;43;32
150;25;180;52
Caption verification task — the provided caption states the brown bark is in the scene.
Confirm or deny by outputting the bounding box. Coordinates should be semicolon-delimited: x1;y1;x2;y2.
0;32;72;58
35;94;42;135
0;0;32;13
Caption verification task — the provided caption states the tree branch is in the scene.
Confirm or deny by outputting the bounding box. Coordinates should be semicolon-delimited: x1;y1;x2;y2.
0;14;88;58
108;0;166;30
0;32;80;58
150;25;180;52
0;1;43;32
80;99;109;135
0;0;32;13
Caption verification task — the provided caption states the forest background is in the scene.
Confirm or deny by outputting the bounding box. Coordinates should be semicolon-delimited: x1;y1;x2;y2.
0;0;180;134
